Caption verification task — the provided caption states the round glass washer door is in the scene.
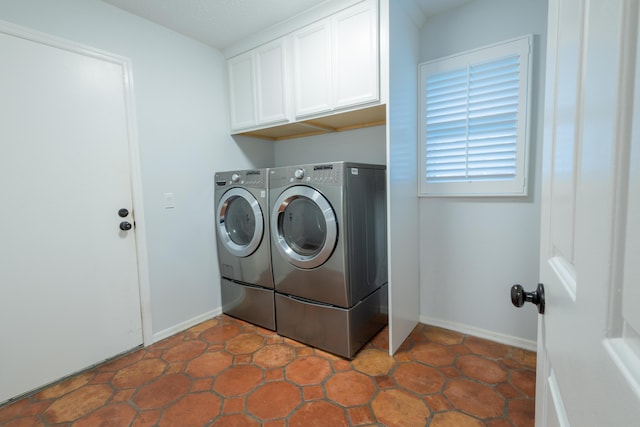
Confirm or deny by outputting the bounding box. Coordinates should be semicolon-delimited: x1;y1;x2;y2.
271;186;337;269
217;187;264;257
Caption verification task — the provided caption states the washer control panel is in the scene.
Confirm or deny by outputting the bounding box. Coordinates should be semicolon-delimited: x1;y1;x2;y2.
215;169;265;188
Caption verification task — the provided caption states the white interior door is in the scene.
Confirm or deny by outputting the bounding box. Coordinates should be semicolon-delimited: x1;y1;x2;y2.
0;24;143;403
536;0;640;425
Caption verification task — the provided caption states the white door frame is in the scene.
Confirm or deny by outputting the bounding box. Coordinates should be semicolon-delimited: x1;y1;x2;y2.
0;19;153;345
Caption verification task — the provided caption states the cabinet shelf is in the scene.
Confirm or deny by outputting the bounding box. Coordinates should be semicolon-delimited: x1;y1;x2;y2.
237;104;386;141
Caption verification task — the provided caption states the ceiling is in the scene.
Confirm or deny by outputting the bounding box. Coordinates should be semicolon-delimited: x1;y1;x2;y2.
101;0;472;51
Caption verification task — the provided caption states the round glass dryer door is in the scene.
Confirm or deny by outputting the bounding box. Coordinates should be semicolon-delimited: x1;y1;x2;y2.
217;188;264;257
271;186;337;269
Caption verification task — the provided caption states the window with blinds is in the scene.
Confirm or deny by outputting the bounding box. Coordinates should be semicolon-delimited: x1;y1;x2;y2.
419;36;532;196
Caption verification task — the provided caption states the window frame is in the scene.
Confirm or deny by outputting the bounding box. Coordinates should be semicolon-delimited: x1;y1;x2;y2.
418;35;533;197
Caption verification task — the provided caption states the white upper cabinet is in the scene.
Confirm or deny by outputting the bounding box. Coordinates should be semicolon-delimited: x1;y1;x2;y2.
292;19;333;117
332;0;379;109
227;0;380;134
293;0;379;119
254;39;290;125
228;51;256;130
228;38;290;132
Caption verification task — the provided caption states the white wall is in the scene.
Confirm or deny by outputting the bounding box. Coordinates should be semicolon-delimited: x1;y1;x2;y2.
0;0;273;340
386;0;421;353
272;125;386;166
418;0;548;347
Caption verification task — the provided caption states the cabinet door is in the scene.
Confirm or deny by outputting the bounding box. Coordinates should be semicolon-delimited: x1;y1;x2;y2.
292;19;333;118
332;0;379;109
228;51;256;130
255;38;290;125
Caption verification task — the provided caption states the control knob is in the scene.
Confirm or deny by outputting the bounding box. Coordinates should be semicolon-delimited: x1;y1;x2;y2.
294;168;305;179
231;173;240;183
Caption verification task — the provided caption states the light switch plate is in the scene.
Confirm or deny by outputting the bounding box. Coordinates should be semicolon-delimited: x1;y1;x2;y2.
164;192;175;209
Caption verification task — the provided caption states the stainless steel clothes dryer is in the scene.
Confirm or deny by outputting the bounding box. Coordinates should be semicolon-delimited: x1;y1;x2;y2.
269;162;388;357
215;169;274;330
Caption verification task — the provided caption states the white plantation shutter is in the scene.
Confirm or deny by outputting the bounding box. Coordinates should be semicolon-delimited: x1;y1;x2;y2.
419;36;532;196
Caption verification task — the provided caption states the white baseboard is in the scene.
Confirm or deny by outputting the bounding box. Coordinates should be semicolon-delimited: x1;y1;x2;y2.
419;315;537;352
152;307;223;344
150;310;536;351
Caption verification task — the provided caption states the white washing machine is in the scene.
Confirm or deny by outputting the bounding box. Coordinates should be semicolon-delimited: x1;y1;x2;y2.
269;162;388;357
215;169;274;330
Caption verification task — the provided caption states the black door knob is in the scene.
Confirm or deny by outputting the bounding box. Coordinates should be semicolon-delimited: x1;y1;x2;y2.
119;221;132;231
118;208;129;218
511;283;545;314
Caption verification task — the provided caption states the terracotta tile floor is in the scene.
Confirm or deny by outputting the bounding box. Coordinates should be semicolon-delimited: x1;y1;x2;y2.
0;315;536;426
